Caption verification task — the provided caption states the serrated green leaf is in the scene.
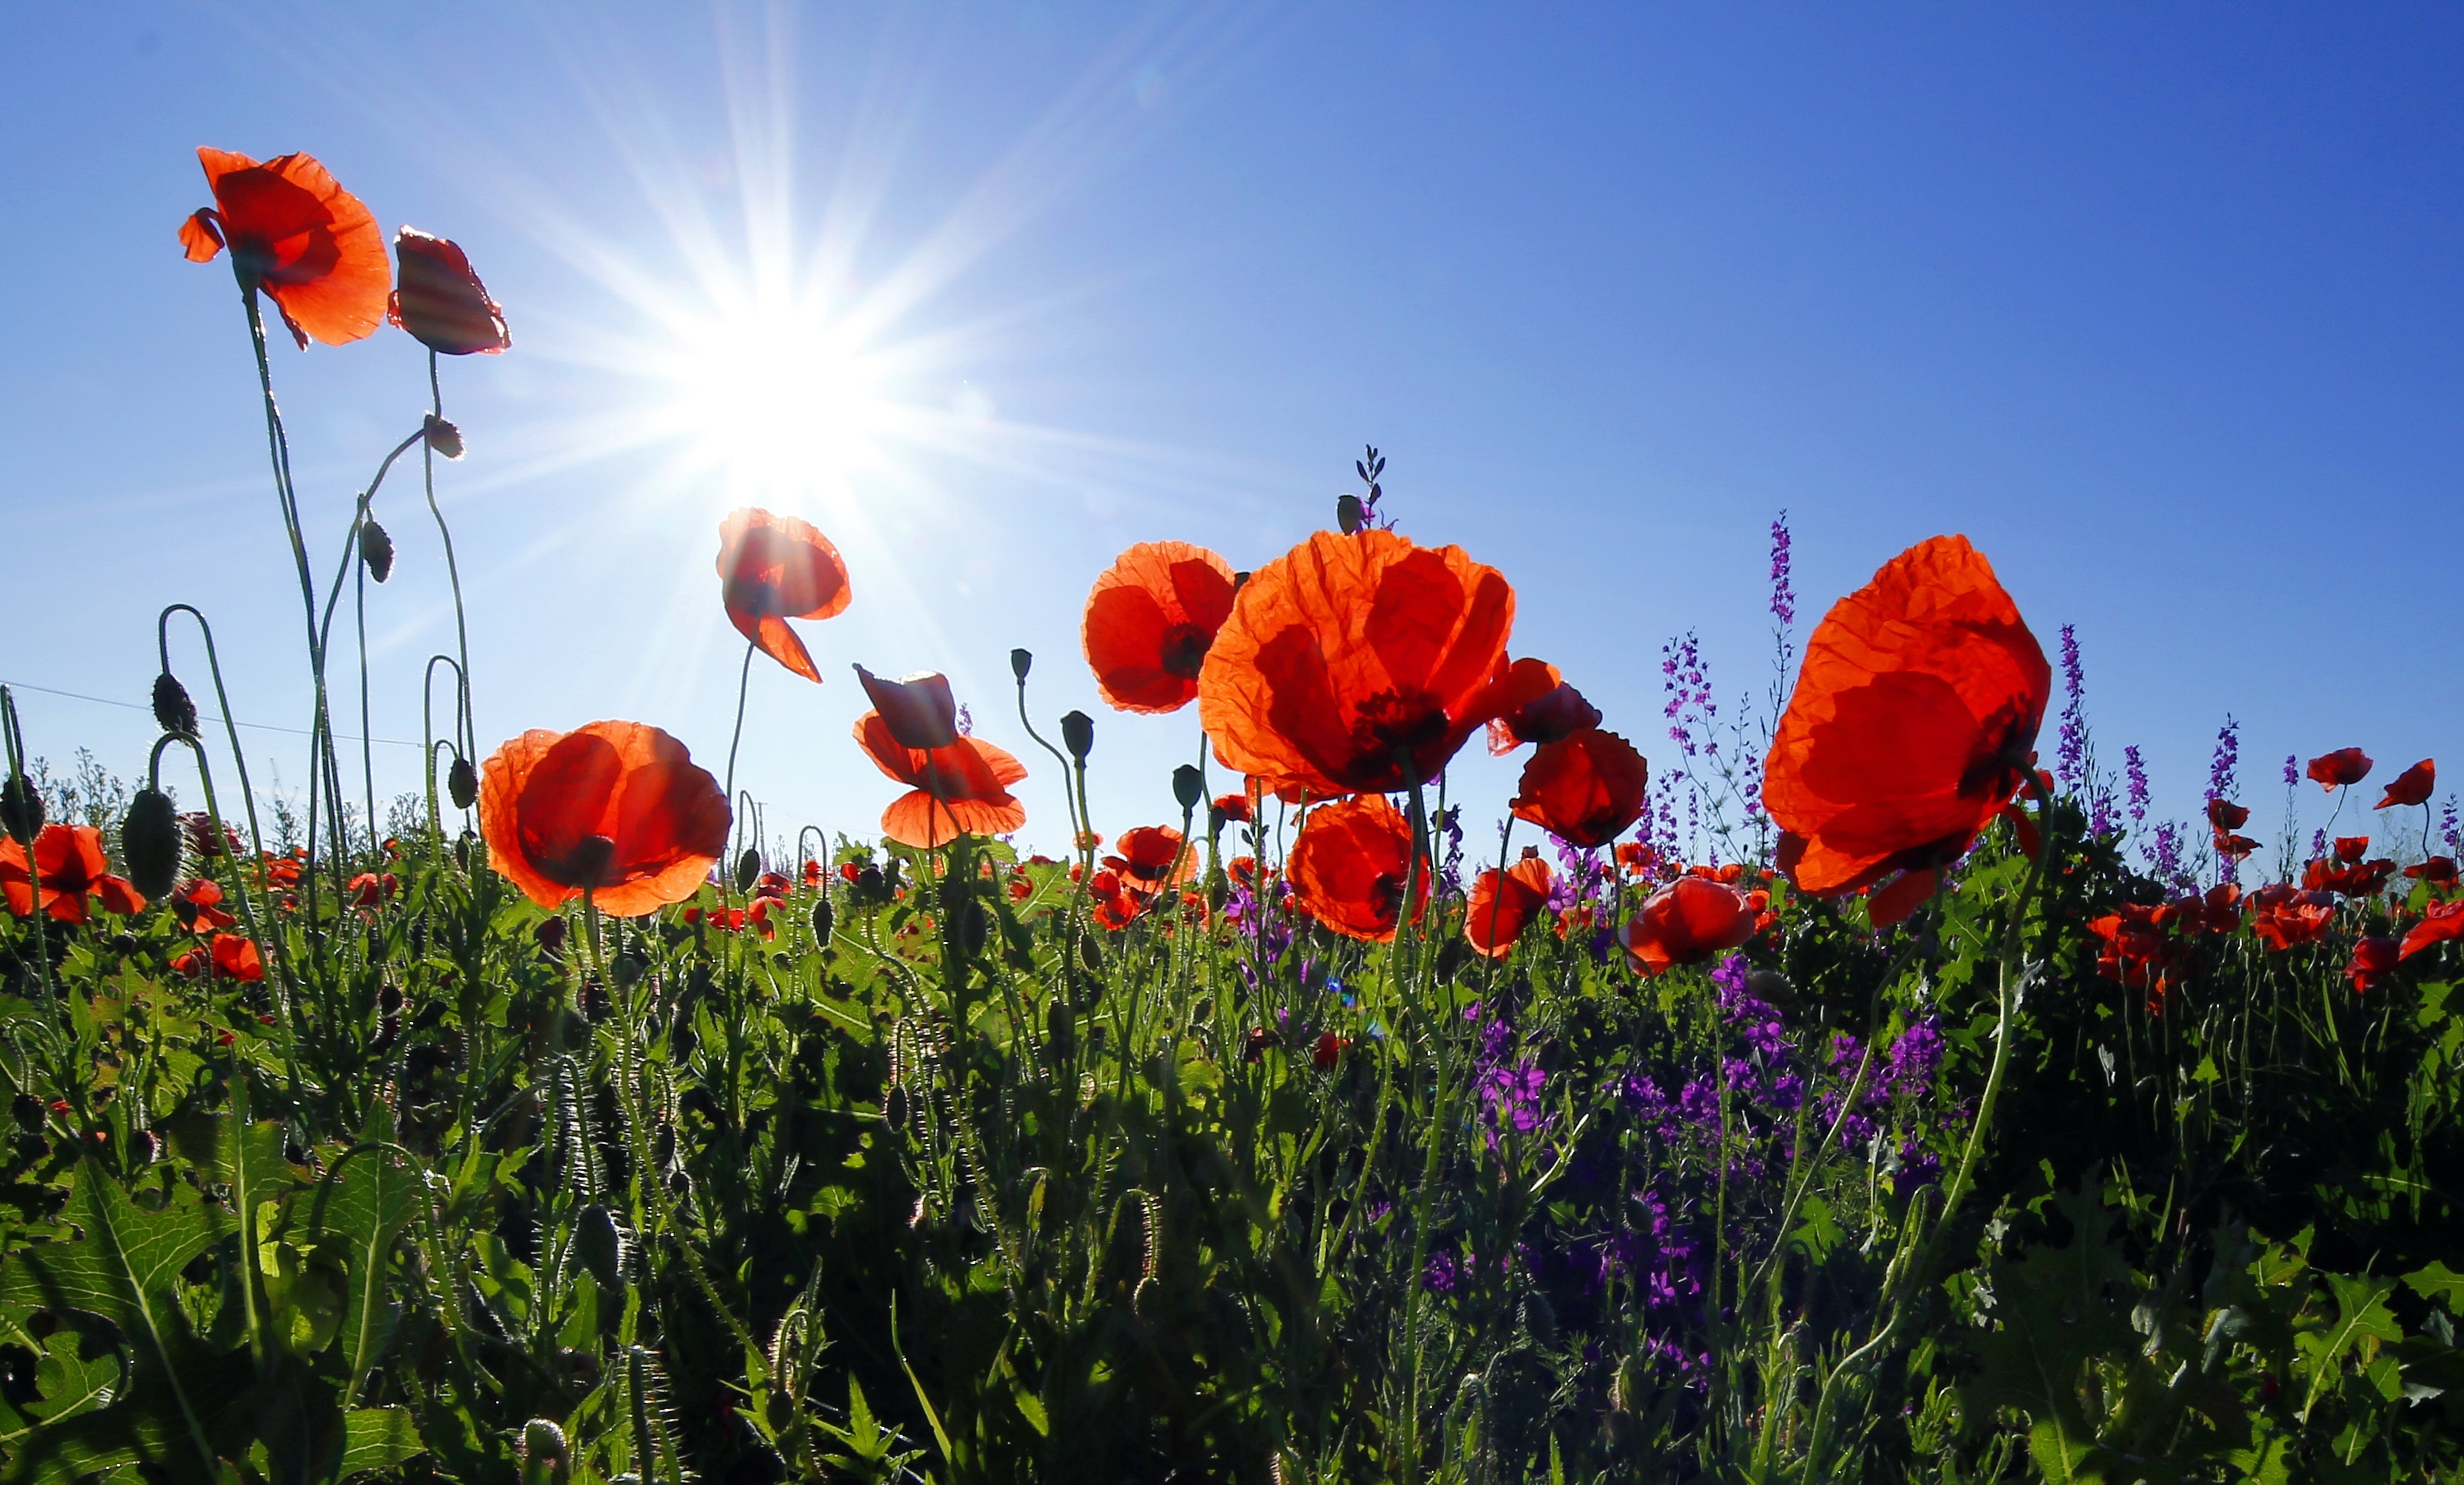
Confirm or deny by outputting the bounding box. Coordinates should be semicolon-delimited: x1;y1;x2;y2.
307;1146;421;1406
2404;1260;2464;1314
335;1406;423;1478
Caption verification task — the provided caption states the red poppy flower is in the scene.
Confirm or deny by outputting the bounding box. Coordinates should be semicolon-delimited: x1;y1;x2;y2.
2207;799;2250;832
1;825;146;924
1089;869;1143;930
2333;836;2371;864
1212;793;1252;825
1483;659;1602;754
1762;535;2051;901
1082;541;1239;714
717;510;852;683
853;705;1028;850
178;148;388;348
1199;529;1515;797
2406;856;2458;888
1623;876;1758;977
2248;887;2335;951
2346;936;2401;995
172;878;237;932
1509;729;1649;848
2401;897;2464;959
210;933;266;984
1465;852;1554;960
2305;854;2395;899
1286;793;1430;942
855;667;960;750
2377;758;2436;810
479;721;731;917
1104;826;1194;893
388;227;509;355
1312;1031;1352;1070
2307;748;2373;790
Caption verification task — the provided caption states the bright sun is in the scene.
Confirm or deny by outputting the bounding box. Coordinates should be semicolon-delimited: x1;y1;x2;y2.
661;296;889;501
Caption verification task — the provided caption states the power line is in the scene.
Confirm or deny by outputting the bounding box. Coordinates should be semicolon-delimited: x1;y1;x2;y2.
0;678;426;750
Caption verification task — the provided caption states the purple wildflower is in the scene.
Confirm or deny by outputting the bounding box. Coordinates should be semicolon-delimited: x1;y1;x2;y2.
2206;715;2239;807
2445;795;2460;856
1768;511;1795;627
2283;754;2300;789
2055;625;2086;795
956;703;973;737
2125;746;2149;832
1884;1018;1944;1100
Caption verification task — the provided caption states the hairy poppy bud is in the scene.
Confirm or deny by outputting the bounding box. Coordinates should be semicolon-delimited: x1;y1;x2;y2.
534;916;568;959
422;413;464;461
610;948;647;988
573;1205;626;1291
519;1418;567;1474
1;774;43;840
152;672;199;736
811;897;834;942
122;788;183;900
360;518;395;582
1060;710;1094;763
734;848;759;894
1010;647;1033;681
957;899;989;959
1336;492;1364;534
1048;1000;1073;1057
446;754;479;811
1172;764;1204;814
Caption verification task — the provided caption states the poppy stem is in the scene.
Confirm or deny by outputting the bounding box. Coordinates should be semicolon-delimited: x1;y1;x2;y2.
355;551;376;858
1013;677;1080;846
157;604;296;1004
423;351;477;761
0;686;54;1004
721;638;757;862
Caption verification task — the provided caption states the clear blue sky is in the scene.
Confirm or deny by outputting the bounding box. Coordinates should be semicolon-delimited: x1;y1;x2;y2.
3;3;2457;865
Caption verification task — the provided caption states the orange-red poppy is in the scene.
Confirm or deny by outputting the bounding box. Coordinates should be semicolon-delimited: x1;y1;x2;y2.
1083;541;1239;714
1762;534;2051;902
1213;793;1252;825
1198;530;1514;797
2378;758;2436;809
211;933;266;984
1104;826;1194;893
1;825;146;924
2346;936;2400;995
2406;856;2458;888
853;702;1028;851
1088;869;1143;930
1510;729;1649;848
179;148;389;348
2207;799;2249;832
479;721;731;917
171;877;236;932
1623;876;1758;977
1483;659;1602;754
1465;851;1554;959
856;667;960;750
2248;887;2335;951
2401;897;2464;959
717;510;852;683
1286;793;1430;942
2307;748;2373;790
388;227;509;355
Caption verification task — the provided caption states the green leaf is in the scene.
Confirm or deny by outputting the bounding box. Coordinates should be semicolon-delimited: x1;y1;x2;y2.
335;1406;424;1478
0;1327;123;1449
0;1164;239;1483
2296;1273;2401;1421
307;1146;422;1405
2403;1260;2464;1314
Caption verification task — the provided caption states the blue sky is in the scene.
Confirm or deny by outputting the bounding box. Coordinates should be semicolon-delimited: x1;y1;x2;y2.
2;3;2457;865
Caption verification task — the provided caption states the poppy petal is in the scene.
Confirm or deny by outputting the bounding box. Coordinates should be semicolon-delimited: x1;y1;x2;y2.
1083;540;1238;714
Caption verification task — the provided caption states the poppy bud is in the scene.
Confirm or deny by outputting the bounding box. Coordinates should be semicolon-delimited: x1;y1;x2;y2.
1172;764;1205;815
422;413;464;461
958;899;989;959
1061;710;1095;762
152;672;199;736
573;1204;627;1291
811;898;834;942
519;1418;567;1472
0;774;43;840
446;754;479;811
534;916;568;958
734;848;760;893
122;788;183;901
1336;493;1364;534
391;227;511;356
611;948;648;988
1011;648;1034;681
360;518;395;582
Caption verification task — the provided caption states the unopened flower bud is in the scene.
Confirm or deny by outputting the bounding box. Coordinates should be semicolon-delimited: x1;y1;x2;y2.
1336;493;1364;534
1;774;43;840
811;898;834;942
572;1205;626;1291
151;672;198;736
422;413;464;460
1010;647;1033;681
734;847;760;894
1172;764;1204;815
519;1418;567;1468
360;518;395;582
122;789;183;901
447;754;479;811
1060;710;1094;763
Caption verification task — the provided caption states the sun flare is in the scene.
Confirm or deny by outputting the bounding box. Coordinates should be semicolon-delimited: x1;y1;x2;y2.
659;294;888;501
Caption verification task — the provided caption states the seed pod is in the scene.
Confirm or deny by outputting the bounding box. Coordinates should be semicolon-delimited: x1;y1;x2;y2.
1336;492;1364;534
1172;764;1204;814
152;672;198;735
734;848;759;894
1010;647;1033;681
811;898;834;942
0;774;42;840
957;900;988;959
360;518;395;582
122;788;183;900
446;754;479;811
1060;710;1094;762
1047;1000;1073;1058
422;413;464;460
573;1204;627;1290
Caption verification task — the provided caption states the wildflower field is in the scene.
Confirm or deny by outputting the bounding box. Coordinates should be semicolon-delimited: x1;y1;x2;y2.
6;146;2464;1485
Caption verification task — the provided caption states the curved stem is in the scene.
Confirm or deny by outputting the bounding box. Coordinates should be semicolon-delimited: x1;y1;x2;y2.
722;639;757;860
0;688;54;1003
425;352;477;758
